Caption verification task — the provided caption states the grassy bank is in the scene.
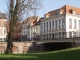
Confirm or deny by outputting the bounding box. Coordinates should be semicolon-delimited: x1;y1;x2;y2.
0;47;80;60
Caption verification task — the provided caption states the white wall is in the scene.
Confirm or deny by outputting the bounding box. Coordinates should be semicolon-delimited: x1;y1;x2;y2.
32;25;40;38
41;15;65;33
0;27;6;41
22;24;27;36
66;14;80;32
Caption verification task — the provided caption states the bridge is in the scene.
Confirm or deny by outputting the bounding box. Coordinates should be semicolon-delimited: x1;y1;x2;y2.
0;37;80;54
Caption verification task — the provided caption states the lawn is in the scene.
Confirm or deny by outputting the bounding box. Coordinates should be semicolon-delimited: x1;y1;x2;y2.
0;47;80;60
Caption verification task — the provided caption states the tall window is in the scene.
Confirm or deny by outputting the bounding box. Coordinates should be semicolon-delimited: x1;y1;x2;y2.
24;31;25;35
44;34;45;40
62;19;65;30
74;20;76;29
26;31;27;35
46;34;48;40
47;22;48;31
55;20;57;30
59;32;61;38
69;19;72;29
69;32;72;38
4;21;6;27
49;22;51;31
41;23;43;32
4;29;6;35
44;23;45;31
52;21;54;30
78;20;80;29
45;22;47;31
59;19;61;29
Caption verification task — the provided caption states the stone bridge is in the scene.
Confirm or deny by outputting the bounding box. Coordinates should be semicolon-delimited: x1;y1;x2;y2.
0;42;36;54
36;38;80;44
0;38;80;54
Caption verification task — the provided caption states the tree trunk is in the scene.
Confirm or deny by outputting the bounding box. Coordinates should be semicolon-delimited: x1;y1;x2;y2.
5;32;13;53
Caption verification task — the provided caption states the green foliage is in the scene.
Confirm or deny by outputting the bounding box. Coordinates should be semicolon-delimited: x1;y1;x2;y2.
0;47;80;60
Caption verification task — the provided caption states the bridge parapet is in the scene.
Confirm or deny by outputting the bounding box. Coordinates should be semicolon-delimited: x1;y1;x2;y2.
0;42;35;54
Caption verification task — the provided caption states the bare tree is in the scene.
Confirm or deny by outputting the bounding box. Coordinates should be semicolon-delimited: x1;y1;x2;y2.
5;0;42;53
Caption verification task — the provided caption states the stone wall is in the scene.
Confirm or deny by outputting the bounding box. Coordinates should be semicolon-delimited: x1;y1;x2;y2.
0;42;36;54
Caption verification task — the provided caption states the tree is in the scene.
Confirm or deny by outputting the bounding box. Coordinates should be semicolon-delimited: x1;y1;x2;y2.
5;0;42;53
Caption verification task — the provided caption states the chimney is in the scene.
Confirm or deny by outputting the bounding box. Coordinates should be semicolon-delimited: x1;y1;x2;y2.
37;16;40;22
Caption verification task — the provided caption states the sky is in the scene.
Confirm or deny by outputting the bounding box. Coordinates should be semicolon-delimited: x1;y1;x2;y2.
0;0;80;17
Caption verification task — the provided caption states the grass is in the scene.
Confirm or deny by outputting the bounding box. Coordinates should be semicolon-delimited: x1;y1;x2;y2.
0;47;80;60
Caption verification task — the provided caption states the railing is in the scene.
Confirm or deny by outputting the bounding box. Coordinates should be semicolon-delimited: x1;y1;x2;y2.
40;31;80;40
12;31;80;42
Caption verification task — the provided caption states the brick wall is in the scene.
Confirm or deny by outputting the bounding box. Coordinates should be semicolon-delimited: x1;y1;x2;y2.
0;42;36;54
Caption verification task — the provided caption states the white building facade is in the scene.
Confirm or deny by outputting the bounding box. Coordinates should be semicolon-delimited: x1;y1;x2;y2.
0;12;7;41
40;5;80;40
21;16;40;41
21;23;28;41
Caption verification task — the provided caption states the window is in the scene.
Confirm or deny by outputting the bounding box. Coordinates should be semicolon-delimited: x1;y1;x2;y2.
52;21;54;30
69;19;72;29
78;20;80;29
74;20;76;29
52;33;54;39
59;32;61;38
55;20;57;30
62;32;65;38
69;32;72;38
55;33;57;39
62;19;65;30
24;31;25;35
44;34;45;40
73;32;77;37
41;23;43;32
57;11;60;15
41;34;44;40
49;33;51;40
44;23;45;31
59;19;61;29
26;31;27;35
47;22;48;31
49;22;51;31
36;27;37;31
46;34;48;40
45;22;47;31
4;29;6;35
4;21;6;27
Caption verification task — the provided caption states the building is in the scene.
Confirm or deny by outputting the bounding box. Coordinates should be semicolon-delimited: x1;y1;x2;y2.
40;5;80;40
21;16;40;41
31;18;40;40
0;12;7;41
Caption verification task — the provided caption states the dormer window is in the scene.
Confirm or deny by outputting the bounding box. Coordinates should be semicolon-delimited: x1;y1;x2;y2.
69;9;76;15
72;10;76;15
57;10;60;15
